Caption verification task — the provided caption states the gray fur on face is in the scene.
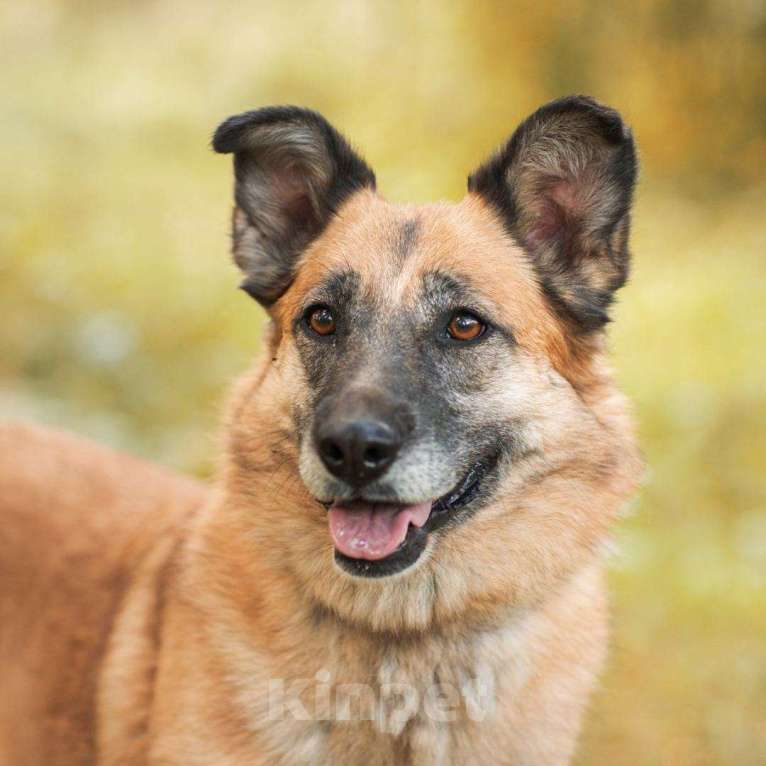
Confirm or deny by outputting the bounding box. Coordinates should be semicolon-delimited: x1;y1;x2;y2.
293;268;539;506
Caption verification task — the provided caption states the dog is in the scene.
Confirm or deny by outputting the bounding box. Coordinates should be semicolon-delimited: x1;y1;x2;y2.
0;95;641;765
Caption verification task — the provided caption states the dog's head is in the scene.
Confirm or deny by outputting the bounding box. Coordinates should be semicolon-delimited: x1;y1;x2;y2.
214;98;641;630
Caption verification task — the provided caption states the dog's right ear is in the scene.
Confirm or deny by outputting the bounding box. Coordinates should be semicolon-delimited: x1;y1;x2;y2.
213;107;376;306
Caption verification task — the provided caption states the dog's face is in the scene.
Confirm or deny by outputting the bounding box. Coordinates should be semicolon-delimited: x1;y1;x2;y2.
278;195;572;580
214;99;641;629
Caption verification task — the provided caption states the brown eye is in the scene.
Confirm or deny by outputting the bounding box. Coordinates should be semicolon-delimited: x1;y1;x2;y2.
447;311;485;342
307;306;336;336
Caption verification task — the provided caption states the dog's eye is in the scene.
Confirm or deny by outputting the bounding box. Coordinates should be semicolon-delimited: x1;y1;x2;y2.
307;306;337;336
446;311;486;342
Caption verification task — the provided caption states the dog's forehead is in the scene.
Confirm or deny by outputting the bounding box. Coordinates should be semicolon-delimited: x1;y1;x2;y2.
294;193;528;293
282;190;563;355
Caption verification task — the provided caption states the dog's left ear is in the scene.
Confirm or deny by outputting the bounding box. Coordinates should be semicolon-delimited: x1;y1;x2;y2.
468;96;637;331
213;107;376;306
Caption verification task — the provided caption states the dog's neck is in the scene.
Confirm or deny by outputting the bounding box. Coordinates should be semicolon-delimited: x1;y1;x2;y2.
178;502;607;763
184;475;608;676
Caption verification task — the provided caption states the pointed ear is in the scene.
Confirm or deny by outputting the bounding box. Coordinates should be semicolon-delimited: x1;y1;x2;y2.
468;96;637;331
213;107;376;306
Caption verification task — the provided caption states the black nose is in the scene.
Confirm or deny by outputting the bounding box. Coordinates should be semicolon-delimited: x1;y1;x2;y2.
317;419;401;485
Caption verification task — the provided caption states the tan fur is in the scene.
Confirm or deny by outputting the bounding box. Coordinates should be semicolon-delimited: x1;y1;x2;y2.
0;189;640;765
0;423;205;765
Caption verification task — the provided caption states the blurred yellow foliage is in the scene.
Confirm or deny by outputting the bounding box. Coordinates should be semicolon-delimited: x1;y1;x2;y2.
1;2;764;763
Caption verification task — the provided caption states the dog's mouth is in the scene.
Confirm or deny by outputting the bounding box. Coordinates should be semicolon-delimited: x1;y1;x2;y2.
329;456;496;578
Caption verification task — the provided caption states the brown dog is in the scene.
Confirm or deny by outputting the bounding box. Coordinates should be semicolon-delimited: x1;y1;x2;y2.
0;96;641;765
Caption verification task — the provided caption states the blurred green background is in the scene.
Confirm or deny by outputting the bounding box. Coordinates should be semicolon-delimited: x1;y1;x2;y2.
1;1;764;762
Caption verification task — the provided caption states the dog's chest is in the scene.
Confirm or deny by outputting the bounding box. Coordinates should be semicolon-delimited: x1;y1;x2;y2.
243;622;529;766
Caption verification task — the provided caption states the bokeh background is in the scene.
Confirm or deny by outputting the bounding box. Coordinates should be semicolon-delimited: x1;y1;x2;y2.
2;1;765;762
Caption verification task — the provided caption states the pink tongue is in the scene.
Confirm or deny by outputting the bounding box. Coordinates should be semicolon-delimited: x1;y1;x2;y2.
329;501;432;561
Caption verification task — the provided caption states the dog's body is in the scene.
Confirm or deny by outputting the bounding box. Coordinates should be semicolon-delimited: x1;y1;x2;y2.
1;97;641;765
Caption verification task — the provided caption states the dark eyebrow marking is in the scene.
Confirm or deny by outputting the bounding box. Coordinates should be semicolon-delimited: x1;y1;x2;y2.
298;268;361;315
419;270;476;306
392;218;420;263
321;269;360;301
419;270;516;343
